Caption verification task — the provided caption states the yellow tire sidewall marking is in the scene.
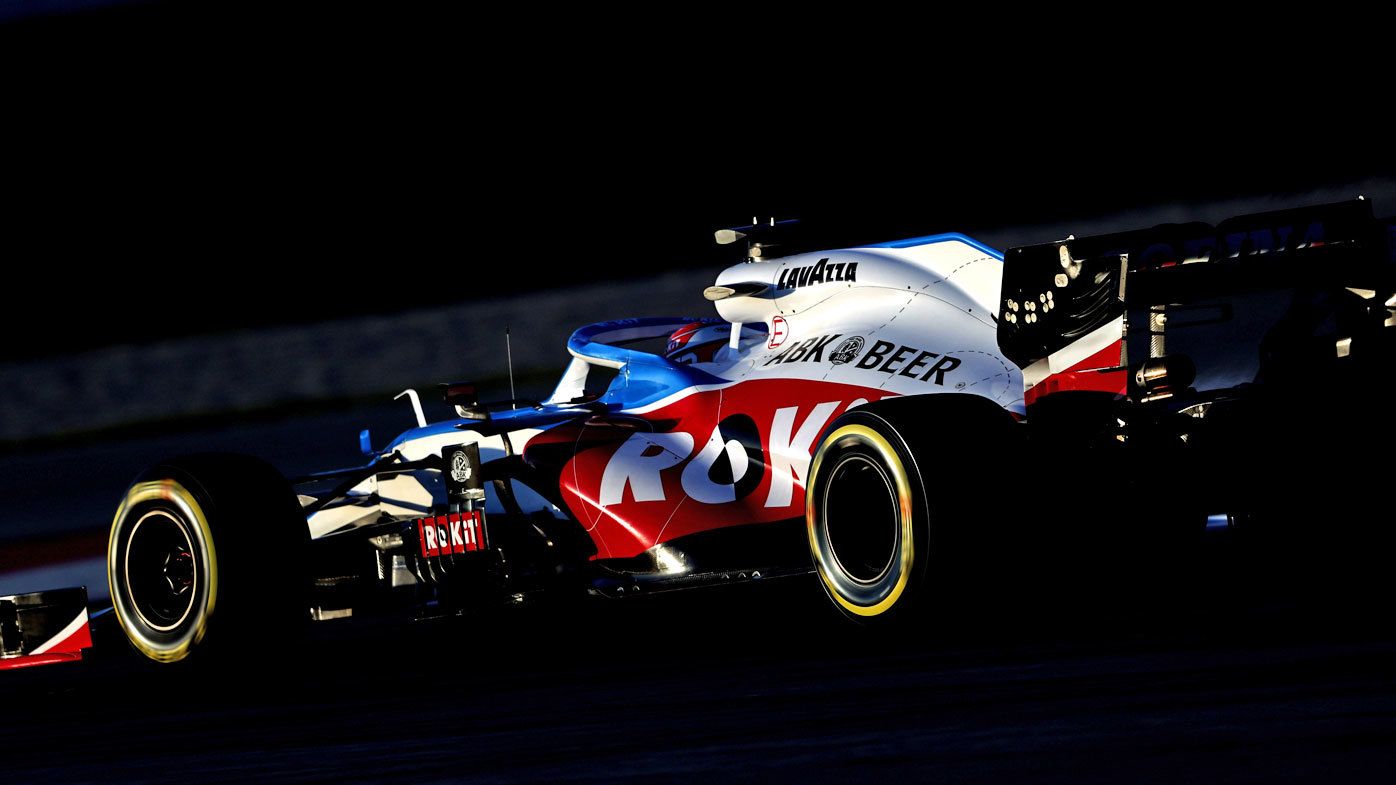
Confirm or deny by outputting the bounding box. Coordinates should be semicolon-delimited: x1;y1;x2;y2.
108;479;218;663
807;424;916;617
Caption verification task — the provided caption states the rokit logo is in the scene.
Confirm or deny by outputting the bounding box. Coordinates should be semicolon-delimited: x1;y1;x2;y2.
599;403;844;510
776;258;858;290
416;511;486;557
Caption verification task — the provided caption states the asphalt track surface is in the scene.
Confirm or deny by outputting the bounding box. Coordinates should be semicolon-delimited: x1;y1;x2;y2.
5;579;1396;784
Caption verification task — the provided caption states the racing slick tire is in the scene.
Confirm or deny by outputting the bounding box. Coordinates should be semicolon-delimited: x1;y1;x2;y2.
805;395;1016;624
107;454;309;663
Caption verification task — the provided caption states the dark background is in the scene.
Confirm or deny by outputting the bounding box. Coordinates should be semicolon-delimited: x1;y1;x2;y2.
4;1;1391;360
4;9;1396;783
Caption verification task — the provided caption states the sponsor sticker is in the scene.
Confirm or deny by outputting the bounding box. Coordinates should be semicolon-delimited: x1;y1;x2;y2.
768;316;789;349
763;333;961;384
829;336;864;365
776;258;858;290
449;451;473;484
417;510;487;557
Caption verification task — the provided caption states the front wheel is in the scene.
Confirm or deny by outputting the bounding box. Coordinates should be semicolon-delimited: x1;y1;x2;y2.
108;454;308;663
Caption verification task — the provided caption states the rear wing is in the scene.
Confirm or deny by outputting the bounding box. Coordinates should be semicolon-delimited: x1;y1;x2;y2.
996;199;1394;371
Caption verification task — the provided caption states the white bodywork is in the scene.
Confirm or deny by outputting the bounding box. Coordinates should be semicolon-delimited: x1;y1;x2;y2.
710;240;1019;405
307;429;566;540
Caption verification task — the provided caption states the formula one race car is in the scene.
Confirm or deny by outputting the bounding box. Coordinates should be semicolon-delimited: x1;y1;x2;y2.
9;200;1390;668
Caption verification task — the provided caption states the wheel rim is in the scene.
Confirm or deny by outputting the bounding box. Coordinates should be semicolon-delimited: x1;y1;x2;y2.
125;509;199;632
823;454;899;585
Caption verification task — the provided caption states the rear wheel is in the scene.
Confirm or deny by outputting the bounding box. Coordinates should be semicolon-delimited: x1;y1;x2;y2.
108;454;308;663
806;395;1015;623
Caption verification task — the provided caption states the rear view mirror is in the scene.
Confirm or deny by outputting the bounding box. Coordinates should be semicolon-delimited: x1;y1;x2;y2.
441;381;487;420
442;381;478;408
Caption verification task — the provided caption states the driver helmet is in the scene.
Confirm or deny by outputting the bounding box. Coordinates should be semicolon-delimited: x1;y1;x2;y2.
666;320;766;364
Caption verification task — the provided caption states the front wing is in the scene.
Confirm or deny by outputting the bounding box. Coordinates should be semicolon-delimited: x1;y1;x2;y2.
0;587;93;670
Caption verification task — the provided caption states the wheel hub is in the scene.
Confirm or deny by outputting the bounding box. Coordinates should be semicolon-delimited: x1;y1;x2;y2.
125;509;199;632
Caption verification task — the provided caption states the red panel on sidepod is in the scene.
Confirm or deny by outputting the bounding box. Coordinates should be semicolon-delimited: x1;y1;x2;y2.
559;379;889;560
